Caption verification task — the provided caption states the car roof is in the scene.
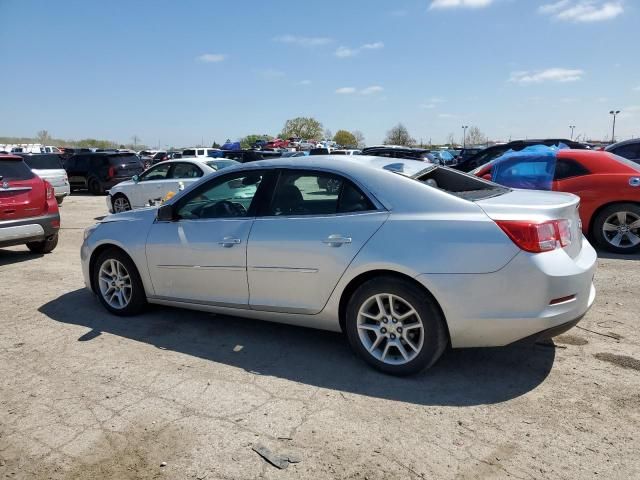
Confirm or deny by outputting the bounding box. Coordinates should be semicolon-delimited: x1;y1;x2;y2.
606;138;640;150
0;154;23;160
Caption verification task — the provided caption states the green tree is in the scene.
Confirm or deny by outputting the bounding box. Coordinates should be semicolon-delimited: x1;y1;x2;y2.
240;134;273;149
333;130;357;147
384;123;415;146
280;117;323;140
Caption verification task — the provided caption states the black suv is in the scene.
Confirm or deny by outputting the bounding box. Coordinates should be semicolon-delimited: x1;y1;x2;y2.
360;146;433;161
605;139;640;164
64;152;143;194
453;139;590;172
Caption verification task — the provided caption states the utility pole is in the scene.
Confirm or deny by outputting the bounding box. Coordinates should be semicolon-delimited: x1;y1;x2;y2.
462;125;468;148
569;125;576;140
609;110;620;143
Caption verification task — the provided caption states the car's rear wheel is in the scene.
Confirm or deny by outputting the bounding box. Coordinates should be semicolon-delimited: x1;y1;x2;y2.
93;249;146;315
26;233;59;254
592;203;640;254
56;197;64;206
112;194;132;213
88;177;103;195
345;277;448;375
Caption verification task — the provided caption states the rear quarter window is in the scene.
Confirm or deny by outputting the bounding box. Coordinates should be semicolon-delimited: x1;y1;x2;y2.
0;160;35;180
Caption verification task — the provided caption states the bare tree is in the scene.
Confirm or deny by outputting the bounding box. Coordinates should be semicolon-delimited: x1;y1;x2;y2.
352;130;366;148
446;132;456;147
131;135;140;148
36;130;50;144
465;126;486;146
324;128;333;141
384;123;415;146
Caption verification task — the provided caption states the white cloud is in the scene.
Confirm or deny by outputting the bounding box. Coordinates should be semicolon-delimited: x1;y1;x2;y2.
298;80;312;86
273;35;333;47
390;9;408;16
360;86;384;95
509;68;585;84
429;0;494;9
438;113;457;118
335;42;384;58
336;86;384;95
196;53;226;63
633;85;640;92
420;97;446;109
539;1;624;22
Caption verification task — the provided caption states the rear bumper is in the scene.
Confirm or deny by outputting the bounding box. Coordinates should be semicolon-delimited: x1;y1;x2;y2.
416;236;597;348
54;184;71;198
0;213;60;248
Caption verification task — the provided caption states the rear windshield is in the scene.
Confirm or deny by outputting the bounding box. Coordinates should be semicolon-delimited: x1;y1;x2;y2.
413;165;508;201
205;160;238;170
107;154;139;165
182;149;196;156
20;154;63;170
0;159;35;181
609;153;640;172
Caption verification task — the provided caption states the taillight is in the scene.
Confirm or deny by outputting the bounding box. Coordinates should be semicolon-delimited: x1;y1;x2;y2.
44;180;54;200
495;219;572;253
108;166;115;179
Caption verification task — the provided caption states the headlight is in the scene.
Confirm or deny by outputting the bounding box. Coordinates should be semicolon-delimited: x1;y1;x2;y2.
83;224;99;241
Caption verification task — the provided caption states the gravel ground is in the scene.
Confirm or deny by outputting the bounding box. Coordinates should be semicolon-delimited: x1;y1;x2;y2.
1;195;639;479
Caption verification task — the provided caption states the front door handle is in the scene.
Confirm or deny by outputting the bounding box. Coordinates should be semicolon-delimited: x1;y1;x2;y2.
218;237;241;247
322;234;352;247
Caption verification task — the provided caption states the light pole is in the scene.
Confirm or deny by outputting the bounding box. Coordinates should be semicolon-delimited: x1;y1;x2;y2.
609;110;620;143
462;125;468;148
569;125;576;140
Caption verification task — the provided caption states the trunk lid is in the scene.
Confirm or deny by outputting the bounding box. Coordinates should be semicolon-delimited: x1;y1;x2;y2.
31;168;68;188
0;177;46;220
476;189;582;258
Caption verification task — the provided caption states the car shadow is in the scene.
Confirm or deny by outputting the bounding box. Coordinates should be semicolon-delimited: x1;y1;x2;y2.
597;250;640;261
0;249;44;266
39;289;556;407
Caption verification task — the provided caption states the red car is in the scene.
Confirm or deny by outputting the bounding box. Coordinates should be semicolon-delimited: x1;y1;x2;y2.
474;149;640;254
263;138;290;149
0;154;60;253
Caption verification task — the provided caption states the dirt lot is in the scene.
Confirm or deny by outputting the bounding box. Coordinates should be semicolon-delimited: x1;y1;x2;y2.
1;195;639;479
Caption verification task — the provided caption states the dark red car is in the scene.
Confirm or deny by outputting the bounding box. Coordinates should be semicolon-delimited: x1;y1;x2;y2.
0;154;60;253
263;138;290;149
474;149;640;253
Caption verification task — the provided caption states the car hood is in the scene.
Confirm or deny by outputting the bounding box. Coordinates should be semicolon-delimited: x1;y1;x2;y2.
100;206;158;224
109;180;135;192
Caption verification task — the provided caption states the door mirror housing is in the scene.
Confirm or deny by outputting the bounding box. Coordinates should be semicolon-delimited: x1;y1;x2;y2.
132;175;140;183
157;204;175;222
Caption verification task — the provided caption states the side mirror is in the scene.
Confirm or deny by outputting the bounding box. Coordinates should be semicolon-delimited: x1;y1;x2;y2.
132;175;140;183
157;204;174;222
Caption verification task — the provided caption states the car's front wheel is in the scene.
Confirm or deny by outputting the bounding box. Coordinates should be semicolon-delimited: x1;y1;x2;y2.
592;203;640;254
112;194;132;213
93;248;147;315
345;277;448;375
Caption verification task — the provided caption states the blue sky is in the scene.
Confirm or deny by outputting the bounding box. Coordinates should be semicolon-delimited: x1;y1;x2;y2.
1;0;638;146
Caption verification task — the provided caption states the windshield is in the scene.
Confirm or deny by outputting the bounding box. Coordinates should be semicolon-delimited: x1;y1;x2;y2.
205;160;239;170
20;154;64;170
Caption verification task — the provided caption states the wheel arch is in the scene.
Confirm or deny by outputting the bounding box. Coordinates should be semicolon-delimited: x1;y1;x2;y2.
89;243;139;294
337;269;451;344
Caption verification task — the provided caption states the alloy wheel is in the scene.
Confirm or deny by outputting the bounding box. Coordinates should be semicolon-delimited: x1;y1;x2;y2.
113;196;131;213
356;293;425;365
98;259;133;309
602;211;640;250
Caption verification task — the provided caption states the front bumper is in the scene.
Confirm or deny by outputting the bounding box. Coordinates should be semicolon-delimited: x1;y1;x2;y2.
416;236;597;348
0;213;60;248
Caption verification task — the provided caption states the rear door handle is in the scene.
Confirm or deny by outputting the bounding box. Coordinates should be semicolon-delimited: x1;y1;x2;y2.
323;234;352;247
218;237;241;247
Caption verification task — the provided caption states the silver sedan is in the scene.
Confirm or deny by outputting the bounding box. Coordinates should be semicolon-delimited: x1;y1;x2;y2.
81;156;597;375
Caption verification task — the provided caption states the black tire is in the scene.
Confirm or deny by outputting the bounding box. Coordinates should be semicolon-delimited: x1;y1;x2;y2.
112;193;132;213
56;197;64;206
27;233;59;254
88;177;103;195
92;248;147;316
345;276;448;376
591;203;640;254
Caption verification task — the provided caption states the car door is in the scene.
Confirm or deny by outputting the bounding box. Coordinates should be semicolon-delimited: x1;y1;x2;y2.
247;169;388;314
145;169;268;305
131;163;172;207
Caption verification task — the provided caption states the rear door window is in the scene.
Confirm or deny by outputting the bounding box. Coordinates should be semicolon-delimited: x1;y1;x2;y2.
169;162;203;179
0;159;35;180
140;163;171;181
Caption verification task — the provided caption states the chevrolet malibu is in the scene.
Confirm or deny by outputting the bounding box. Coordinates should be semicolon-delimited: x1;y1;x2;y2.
81;156;596;375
